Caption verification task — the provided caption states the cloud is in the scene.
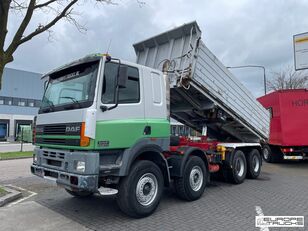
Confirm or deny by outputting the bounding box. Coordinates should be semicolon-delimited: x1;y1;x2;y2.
6;0;308;97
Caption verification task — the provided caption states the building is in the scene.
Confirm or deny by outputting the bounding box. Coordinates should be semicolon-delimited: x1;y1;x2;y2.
0;67;44;141
170;119;199;137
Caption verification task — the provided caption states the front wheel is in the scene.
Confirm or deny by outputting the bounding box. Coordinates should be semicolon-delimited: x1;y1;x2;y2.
116;160;164;218
174;156;207;201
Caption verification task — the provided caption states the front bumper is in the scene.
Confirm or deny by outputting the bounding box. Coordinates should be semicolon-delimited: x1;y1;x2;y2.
31;164;98;192
31;147;100;192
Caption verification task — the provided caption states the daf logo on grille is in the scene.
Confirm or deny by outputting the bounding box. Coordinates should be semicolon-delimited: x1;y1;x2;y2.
66;126;80;133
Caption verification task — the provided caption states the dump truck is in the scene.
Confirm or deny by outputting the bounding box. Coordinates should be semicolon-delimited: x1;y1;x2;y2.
31;21;270;218
258;89;308;162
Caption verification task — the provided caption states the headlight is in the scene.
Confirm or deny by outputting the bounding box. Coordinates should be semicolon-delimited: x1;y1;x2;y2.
75;161;85;172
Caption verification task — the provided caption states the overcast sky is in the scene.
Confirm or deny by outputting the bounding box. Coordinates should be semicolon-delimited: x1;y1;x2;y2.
6;0;308;97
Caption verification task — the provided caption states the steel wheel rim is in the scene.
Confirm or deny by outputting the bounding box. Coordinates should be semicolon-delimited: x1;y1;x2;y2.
136;173;158;206
189;166;203;192
263;148;269;160
236;157;245;177
253;155;260;172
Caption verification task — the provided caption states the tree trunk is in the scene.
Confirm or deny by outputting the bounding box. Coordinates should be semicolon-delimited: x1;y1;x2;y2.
0;51;13;90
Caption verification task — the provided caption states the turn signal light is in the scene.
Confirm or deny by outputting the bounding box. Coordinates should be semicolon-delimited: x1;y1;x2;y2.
80;122;90;147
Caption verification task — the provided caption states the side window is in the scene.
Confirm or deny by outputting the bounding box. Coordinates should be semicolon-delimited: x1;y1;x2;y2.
102;63;140;104
119;66;139;103
151;72;162;104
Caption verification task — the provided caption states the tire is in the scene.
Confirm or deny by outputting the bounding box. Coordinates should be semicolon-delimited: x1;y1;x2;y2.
223;150;247;184
174;156;207;201
65;189;93;198
246;149;261;179
262;145;282;163
116;160;164;218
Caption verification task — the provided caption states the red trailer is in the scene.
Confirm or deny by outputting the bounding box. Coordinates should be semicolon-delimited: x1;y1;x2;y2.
258;89;308;162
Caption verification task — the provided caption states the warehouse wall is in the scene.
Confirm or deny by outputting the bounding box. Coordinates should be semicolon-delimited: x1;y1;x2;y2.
0;68;44;141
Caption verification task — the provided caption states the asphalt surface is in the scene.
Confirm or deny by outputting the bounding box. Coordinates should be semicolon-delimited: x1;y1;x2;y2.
0;143;34;152
0;158;307;231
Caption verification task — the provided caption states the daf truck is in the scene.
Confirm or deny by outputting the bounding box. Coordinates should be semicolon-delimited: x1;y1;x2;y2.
31;22;270;218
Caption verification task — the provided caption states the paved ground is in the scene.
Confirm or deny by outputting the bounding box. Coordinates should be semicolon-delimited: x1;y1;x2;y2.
0;143;34;152
0;158;307;231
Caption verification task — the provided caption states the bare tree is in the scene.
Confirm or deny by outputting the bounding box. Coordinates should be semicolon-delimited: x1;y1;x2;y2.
267;66;308;91
0;0;139;89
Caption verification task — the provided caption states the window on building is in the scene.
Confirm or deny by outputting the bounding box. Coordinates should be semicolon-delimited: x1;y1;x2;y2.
0;97;4;105
34;100;41;107
27;99;35;107
18;99;26;106
13;98;19;106
4;97;12;105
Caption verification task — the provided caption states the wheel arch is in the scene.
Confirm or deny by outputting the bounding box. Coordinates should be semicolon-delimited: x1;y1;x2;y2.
169;147;209;179
119;138;170;186
134;150;170;187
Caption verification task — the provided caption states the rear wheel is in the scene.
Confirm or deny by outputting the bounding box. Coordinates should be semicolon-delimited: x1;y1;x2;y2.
174;156;207;201
262;145;282;163
65;189;93;198
246;149;261;179
223;150;247;184
116;160;164;218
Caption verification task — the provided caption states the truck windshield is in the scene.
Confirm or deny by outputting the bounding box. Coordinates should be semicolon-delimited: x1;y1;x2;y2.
39;61;99;113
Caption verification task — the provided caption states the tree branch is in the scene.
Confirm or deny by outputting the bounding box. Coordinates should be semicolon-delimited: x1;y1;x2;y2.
6;0;36;56
35;0;58;9
10;0;28;10
6;0;79;56
18;0;78;46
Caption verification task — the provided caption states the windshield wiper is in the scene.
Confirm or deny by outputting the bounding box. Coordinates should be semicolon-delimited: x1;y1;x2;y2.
60;96;81;108
42;100;55;112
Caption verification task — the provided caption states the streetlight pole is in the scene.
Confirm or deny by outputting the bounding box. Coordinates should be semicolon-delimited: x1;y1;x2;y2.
226;65;267;95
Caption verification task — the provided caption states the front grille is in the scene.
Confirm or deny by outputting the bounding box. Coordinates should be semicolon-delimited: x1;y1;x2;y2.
41;150;66;170
36;123;82;136
36;137;80;146
43;125;66;135
43;150;65;159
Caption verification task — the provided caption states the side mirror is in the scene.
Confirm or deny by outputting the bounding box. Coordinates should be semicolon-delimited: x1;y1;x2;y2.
118;66;128;88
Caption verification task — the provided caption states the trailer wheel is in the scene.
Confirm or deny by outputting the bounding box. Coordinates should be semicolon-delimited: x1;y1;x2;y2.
174;156;207;201
262;145;282;163
65;189;93;198
224;150;247;184
262;145;272;162
116;160;163;218
246;149;261;179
